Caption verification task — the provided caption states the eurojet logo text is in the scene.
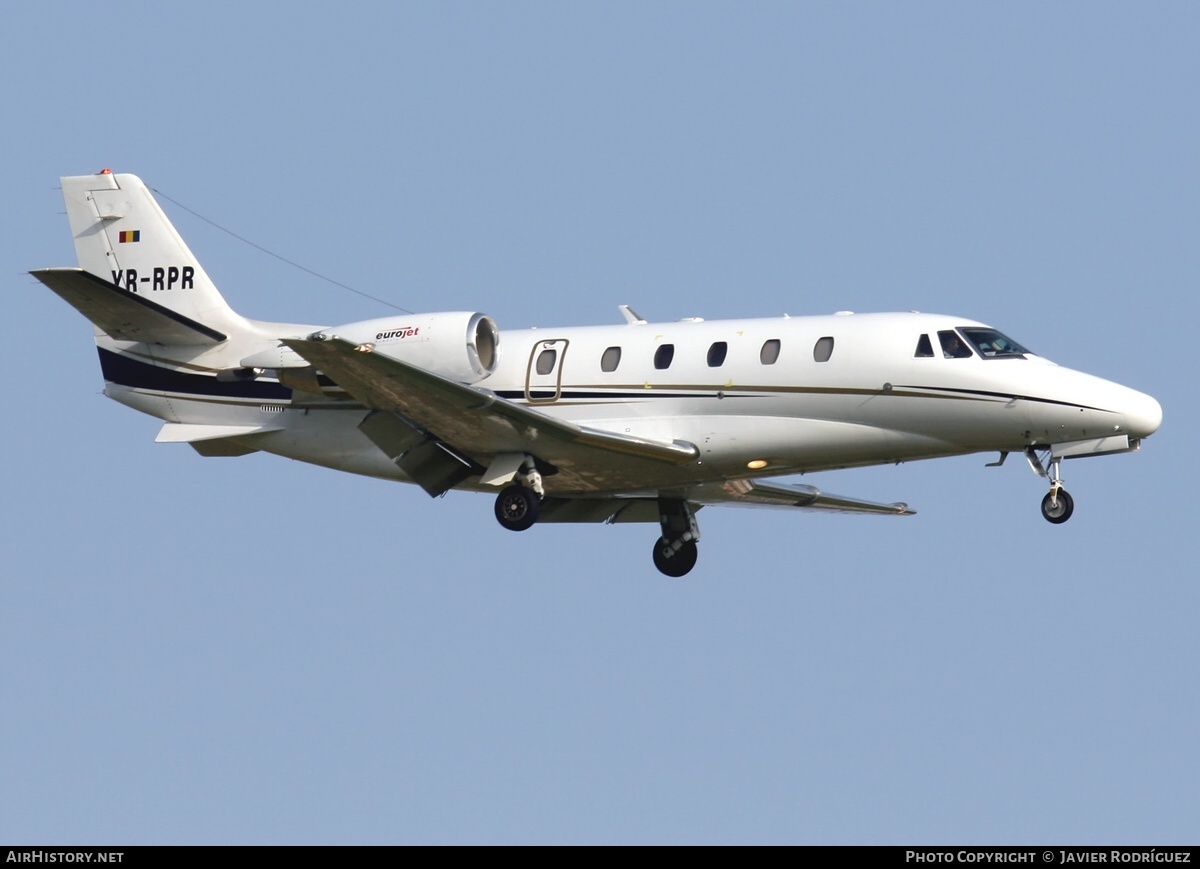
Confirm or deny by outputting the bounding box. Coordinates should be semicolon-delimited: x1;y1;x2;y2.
376;326;420;340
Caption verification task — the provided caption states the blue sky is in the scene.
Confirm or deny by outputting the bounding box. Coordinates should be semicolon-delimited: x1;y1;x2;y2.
2;2;1195;844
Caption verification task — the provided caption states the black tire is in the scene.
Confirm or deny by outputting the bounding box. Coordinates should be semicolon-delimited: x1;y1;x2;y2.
1041;489;1074;524
652;537;698;577
495;484;541;531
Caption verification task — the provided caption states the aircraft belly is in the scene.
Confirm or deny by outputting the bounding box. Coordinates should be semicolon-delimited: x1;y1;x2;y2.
247;408;408;480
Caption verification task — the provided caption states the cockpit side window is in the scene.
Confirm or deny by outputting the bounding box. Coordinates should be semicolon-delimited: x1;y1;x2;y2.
938;330;973;359
914;334;934;358
959;327;1030;358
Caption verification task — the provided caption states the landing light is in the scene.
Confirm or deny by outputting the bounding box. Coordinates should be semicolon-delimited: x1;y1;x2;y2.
355;342;376;353
747;459;769;470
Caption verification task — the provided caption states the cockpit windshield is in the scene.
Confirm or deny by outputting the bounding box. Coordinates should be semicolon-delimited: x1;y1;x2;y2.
959;328;1031;359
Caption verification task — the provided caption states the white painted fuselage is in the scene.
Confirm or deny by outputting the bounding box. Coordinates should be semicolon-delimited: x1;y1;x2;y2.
100;309;1161;495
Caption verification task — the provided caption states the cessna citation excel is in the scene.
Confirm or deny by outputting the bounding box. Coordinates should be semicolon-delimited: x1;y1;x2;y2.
32;171;1162;576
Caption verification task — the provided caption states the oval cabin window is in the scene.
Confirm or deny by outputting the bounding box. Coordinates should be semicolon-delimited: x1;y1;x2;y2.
760;339;781;365
601;346;622;372
707;341;728;367
813;336;834;362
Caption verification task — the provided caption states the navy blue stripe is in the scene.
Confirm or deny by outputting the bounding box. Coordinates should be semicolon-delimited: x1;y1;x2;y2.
98;348;293;400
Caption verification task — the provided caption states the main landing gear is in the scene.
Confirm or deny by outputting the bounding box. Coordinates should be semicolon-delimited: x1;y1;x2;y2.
1025;448;1075;525
491;464;703;577
494;456;544;532
652;498;701;578
495;484;541;531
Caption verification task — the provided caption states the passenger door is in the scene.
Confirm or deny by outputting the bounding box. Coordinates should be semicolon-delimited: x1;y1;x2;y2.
525;339;569;403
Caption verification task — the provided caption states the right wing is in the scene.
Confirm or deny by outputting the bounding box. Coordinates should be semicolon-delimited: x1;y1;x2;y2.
283;336;699;494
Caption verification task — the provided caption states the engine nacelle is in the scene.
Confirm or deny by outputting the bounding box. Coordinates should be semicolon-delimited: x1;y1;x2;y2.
243;311;500;385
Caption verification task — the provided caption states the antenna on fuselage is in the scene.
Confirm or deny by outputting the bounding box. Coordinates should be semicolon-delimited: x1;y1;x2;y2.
618;305;647;325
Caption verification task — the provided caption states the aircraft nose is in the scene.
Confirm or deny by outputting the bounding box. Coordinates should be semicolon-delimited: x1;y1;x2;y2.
1122;388;1162;439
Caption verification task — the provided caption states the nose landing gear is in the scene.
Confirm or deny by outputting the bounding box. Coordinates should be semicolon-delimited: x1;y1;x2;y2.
1026;448;1074;524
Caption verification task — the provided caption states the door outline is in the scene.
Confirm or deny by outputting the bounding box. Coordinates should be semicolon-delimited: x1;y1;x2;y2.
525;339;569;403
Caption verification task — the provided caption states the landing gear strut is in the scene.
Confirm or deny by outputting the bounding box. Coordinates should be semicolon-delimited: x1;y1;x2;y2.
494;455;544;532
1026;448;1074;524
653;498;700;577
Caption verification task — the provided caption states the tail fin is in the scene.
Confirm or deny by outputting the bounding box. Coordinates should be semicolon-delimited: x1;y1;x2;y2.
59;170;247;337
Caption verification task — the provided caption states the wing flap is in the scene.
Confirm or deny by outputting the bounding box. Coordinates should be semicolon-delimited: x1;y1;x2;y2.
31;268;226;345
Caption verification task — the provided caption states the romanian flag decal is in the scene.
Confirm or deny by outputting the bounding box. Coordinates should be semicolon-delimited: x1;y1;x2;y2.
118;230;141;243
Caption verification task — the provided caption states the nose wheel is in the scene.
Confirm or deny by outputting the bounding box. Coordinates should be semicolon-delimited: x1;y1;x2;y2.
1040;489;1074;524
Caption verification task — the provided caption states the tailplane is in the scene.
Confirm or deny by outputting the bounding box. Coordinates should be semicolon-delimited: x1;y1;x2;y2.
52;170;248;341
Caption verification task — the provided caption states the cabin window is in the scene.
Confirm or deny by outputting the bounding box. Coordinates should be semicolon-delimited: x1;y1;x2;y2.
707;341;728;367
601;346;622;372
914;334;934;358
760;339;781;365
535;348;557;375
654;344;675;370
813;336;835;362
938;330;973;359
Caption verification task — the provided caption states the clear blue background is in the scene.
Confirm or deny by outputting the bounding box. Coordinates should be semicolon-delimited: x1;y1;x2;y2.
2;1;1194;844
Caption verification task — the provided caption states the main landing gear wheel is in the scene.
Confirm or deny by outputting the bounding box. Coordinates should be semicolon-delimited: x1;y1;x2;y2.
1040;489;1074;524
652;538;698;577
495;484;541;532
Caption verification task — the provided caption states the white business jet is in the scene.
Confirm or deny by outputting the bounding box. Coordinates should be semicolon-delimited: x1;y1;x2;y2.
32;171;1162;576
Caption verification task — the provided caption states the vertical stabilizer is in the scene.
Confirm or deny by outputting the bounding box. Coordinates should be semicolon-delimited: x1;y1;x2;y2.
61;171;247;335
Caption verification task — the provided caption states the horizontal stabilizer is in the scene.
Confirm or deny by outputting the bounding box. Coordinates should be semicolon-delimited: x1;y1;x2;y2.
156;423;282;458
30;268;226;345
155;423;283;443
